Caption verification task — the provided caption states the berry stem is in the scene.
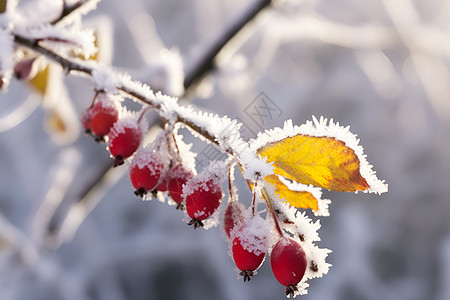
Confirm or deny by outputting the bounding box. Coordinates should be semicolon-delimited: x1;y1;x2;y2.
261;187;283;237
251;182;257;216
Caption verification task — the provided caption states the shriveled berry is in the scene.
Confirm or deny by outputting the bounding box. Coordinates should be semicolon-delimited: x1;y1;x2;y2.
89;95;119;140
168;164;194;207
130;149;165;197
108;119;142;167
270;237;307;297
14;57;37;80
224;200;245;239
185;178;222;229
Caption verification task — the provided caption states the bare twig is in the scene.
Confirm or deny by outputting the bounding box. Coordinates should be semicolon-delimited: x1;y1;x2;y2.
183;0;272;91
51;0;91;25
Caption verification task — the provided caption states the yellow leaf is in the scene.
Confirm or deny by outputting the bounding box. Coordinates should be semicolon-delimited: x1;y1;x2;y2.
253;118;387;194
72;32;99;61
28;66;49;95
265;175;319;211
0;0;6;14
258;134;369;192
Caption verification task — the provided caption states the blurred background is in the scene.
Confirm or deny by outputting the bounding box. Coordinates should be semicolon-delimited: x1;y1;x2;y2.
1;0;450;299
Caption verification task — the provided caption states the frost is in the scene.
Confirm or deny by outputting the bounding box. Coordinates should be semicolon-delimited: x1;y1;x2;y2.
277;176;331;217
131;147;164;174
181;160;227;199
13;0;61;27
230;213;269;256
173;105;247;155
241;154;274;182
171;129;197;172
107;115;140;142
250;117;388;194
59;0;102;26
92;64;119;93
16;24;97;58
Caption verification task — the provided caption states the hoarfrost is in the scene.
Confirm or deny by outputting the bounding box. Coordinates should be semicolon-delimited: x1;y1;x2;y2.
230;213;269;256
277;176;331;217
181;160;227;199
92;64;119;93
241;154;274;182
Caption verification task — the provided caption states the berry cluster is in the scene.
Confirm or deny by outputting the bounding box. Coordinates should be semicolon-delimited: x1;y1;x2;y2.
80;92;328;298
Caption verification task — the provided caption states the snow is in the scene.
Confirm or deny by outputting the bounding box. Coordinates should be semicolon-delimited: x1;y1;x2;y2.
92;64;119;94
16;23;97;58
277;176;331;217
230;213;269;256
181;160;227;198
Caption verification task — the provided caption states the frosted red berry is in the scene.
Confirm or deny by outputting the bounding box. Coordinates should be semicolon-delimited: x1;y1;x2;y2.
168;164;194;209
89;95;119;140
232;234;266;282
270;237;307;297
224;200;245;239
108;119;142;167
129;150;165;197
185;178;222;229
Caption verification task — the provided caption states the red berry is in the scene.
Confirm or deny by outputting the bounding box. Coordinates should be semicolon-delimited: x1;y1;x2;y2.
232;232;266;281
168;164;194;206
185;178;222;229
108;119;142;167
130;149;165;197
270;237;307;297
156;176;169;192
89;95;119;139
224;200;245;239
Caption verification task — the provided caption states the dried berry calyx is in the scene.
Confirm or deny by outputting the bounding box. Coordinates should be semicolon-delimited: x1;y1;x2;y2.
270;237;307;297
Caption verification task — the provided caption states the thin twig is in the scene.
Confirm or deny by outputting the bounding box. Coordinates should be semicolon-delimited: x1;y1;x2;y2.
51;0;91;25
183;0;272;91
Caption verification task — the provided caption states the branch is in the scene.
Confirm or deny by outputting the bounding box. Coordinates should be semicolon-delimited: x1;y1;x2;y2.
51;0;93;25
183;0;272;91
12;0;273;246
